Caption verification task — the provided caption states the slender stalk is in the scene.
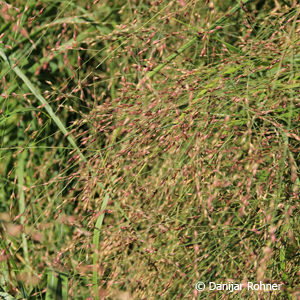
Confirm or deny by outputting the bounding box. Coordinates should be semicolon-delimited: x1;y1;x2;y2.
16;150;30;274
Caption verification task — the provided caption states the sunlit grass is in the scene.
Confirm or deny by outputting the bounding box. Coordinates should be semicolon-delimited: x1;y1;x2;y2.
0;0;299;299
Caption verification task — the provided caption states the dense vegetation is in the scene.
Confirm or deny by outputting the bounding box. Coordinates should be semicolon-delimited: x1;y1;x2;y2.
0;0;299;299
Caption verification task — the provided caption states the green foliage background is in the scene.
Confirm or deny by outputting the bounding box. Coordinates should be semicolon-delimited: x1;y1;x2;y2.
0;0;299;299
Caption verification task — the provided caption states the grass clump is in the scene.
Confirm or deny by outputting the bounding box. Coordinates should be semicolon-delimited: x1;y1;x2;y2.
0;0;299;299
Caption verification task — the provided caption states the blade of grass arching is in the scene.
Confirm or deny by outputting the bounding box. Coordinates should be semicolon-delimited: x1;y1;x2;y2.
0;48;85;163
0;48;115;297
16;149;30;277
92;193;109;300
144;0;252;80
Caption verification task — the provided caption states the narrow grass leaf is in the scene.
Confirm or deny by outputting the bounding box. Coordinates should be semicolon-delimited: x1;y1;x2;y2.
45;270;58;300
93;193;109;300
16;149;30;275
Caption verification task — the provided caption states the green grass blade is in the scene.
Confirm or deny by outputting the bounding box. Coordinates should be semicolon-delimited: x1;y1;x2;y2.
92;193;109;300
0;48;85;162
61;273;69;300
16;149;30;276
213;37;243;54
45;270;58;300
